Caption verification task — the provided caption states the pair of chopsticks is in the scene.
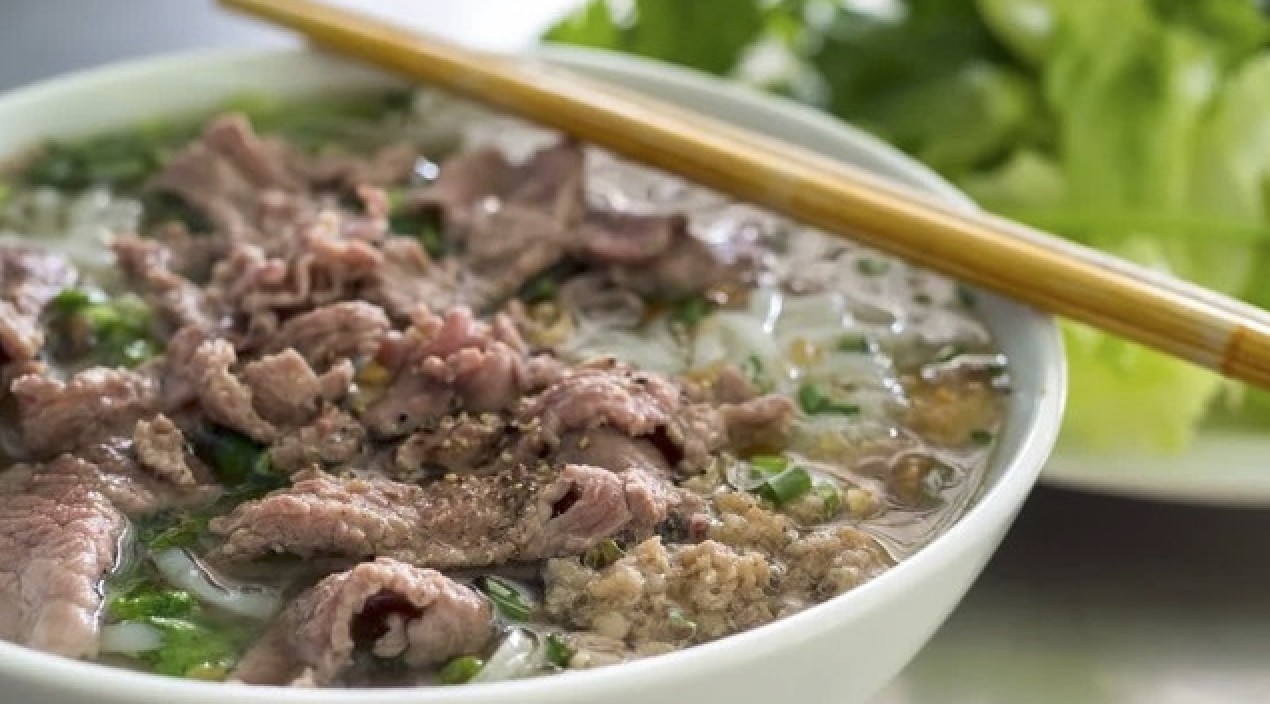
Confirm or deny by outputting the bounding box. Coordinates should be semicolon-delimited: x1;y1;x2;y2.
223;0;1270;389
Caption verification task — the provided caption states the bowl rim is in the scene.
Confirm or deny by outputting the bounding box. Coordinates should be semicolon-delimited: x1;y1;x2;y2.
0;45;1066;702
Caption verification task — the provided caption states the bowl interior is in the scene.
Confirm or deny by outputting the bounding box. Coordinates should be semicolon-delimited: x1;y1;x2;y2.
0;46;1065;703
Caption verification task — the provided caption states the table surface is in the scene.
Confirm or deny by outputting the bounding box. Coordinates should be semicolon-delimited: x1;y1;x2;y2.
2;3;1265;703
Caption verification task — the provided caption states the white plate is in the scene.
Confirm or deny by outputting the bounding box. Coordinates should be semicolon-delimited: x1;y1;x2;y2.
1043;430;1270;506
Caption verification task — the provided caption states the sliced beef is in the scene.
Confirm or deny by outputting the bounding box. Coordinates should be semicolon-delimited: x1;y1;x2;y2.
517;359;795;475
0;456;126;659
158;324;211;410
611;233;756;300
263;301;390;369
718;395;797;454
576;211;684;265
360;237;463;321
362;307;560;438
187;338;277;443
305;142;421;190
211;462;701;569
515;359;704;472
460;206;576;306
239;350;351;427
151;115;303;240
234;558;492;686
394;412;507;475
11;367;158;458
133;414;197;487
0;246;76;365
268;407;367;474
0;447;223;660
111;234;215;330
408;146;512;222
207;222;384;322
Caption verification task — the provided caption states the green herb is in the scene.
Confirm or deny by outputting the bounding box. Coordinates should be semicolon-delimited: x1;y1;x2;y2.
223;90;411;150
913;293;933;305
22;127;189;191
544;633;574;669
438;655;484;684
142;192;213;233
188;426;285;497
0;183;12;209
50;287;101;313
474;576;532;621
140;512;211;552
816;481;844;521
669;296;714;328
856;258;891;276
970;429;995;446
48;288;161;368
741;354;764;384
837;335;870;354
753;466;813;506
389;210;445;259
582;538;626;570
956;285;978;308
796;382;860;416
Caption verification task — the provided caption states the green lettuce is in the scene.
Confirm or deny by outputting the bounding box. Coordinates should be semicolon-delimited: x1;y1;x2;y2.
545;0;1270;454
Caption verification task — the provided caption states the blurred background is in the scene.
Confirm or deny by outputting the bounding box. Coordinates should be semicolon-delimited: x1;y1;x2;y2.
2;1;1268;702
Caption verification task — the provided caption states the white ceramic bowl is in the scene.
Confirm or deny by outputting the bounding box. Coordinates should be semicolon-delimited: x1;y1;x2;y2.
0;47;1065;704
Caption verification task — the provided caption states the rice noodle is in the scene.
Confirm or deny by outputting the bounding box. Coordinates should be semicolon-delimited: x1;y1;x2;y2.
151;548;280;620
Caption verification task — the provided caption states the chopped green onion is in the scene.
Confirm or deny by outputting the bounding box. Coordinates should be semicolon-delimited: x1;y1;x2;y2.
816;481;843;521
519;271;560;303
669;296;714;328
667;607;697;638
582;539;625;570
474;576;533;621
0;183;11;209
856;258;891;276
544;634;574;669
142;616;242;679
933;344;963;364
108;586;198;622
913;292;933;305
438;655;484;685
753;466;813;506
837;335;870;354
748;454;790;476
970;429;994;446
797;382;860;416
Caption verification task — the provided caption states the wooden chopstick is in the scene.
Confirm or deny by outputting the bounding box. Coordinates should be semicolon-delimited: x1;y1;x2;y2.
221;0;1270;389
